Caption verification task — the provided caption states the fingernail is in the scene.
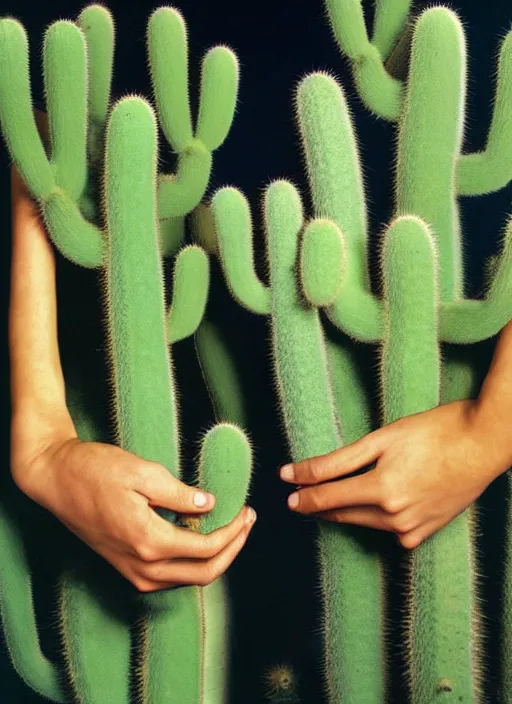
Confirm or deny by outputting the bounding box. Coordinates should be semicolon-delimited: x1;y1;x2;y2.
288;492;299;509
193;492;210;508
280;464;295;481
246;507;257;525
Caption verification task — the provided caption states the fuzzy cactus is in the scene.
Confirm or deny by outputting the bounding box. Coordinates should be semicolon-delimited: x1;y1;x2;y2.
212;181;386;703
0;4;238;267
0;6;251;702
295;6;512;703
211;5;512;703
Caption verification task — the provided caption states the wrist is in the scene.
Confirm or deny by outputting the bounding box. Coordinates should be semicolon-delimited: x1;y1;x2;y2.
10;406;77;497
469;396;512;480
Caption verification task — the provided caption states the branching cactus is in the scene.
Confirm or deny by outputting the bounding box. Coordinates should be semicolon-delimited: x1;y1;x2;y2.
0;3;250;699
1;91;252;704
211;182;387;703
211;5;512;704
0;3;238;266
325;0;512;195
294;6;512;704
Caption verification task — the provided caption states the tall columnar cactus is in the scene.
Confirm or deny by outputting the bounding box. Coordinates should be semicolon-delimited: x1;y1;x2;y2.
0;7;251;704
1;90;252;704
0;4;238;266
295;6;512;704
211;5;512;704
324;0;512;196
212;183;386;703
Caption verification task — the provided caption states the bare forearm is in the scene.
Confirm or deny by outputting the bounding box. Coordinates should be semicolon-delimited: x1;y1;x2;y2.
9;165;76;480
473;319;512;472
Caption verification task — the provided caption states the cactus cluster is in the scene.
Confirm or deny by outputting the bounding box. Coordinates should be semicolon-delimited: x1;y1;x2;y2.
210;1;512;702
0;4;251;703
2;0;512;703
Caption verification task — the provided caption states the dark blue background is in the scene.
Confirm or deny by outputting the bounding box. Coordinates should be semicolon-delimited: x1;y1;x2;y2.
1;1;511;702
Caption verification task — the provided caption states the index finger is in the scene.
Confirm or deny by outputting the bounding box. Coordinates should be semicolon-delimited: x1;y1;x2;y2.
288;472;382;515
280;428;387;485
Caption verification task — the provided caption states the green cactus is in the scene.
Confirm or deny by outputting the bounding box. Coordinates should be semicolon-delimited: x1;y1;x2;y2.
211;5;512;703
324;0;512;195
294;6;512;703
0;4;238;267
212;181;387;703
1;91;252;704
1;0;251;696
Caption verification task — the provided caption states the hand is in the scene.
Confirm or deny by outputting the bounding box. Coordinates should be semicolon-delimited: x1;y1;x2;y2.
279;400;507;549
13;436;256;593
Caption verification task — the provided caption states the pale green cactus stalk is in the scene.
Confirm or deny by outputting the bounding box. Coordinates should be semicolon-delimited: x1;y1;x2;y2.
324;0;512;196
293;6;512;703
1;89;252;704
0;5;250;702
211;4;512;703
0;4;239;267
212;181;387;704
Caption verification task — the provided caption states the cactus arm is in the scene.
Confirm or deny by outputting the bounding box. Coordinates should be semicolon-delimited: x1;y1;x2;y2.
380;216;480;701
157;142;212;219
0;19;55;197
195;321;248;427
439;218;512;342
43;21;88;201
395;7;466;302
372;0;414;60
147;7;193;151
0;18;104;267
212;188;272;314
0;502;67;702
300;219;344;306
77;4;114;166
196;46;239;151
104;95;179;473
148;8;238;221
166;245;210;344
104;96;202;702
197;423;252;703
380;217;440;422
296;72;384;339
158;215;185;257
265;181;386;702
76;4;115;224
457;29;512;195
323;0;403;120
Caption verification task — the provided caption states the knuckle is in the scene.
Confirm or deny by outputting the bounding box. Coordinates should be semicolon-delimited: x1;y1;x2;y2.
390;514;412;533
381;492;407;514
197;564;217;587
133;541;158;563
201;535;218;557
307;460;324;482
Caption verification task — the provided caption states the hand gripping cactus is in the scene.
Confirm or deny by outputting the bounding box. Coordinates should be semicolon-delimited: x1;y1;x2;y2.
0;7;251;704
0;3;238;267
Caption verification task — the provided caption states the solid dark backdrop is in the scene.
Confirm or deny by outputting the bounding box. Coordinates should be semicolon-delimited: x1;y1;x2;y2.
1;1;511;702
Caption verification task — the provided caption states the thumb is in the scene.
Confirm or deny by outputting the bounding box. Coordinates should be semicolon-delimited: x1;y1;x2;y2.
280;427;389;485
134;461;216;514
